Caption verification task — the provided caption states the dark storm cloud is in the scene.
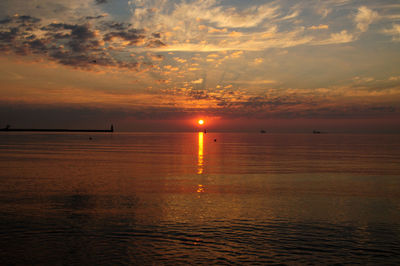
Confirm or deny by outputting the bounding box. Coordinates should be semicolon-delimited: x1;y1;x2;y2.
0;15;161;70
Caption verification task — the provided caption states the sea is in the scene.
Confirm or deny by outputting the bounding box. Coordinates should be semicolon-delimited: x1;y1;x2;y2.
0;132;399;265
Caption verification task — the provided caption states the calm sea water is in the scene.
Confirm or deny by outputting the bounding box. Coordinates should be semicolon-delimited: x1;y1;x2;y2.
0;132;400;265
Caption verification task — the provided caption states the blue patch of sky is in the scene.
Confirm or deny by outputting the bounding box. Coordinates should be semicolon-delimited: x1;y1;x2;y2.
98;0;133;22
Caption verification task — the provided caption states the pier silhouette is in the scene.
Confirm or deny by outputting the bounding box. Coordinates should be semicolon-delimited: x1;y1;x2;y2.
1;124;114;133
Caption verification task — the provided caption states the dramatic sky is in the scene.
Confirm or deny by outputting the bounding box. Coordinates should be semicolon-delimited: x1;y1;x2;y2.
1;0;400;132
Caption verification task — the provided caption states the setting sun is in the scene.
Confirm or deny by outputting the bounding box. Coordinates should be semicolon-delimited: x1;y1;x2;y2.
198;119;204;125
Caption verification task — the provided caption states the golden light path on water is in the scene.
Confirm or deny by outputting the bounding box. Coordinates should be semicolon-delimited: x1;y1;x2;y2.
197;132;204;175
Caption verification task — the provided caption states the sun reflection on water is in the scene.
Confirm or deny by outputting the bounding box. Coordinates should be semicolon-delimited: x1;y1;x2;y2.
197;184;205;193
198;132;204;174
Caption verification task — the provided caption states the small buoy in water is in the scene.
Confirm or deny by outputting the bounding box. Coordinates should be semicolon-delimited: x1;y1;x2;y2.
214;139;217;142
89;137;93;140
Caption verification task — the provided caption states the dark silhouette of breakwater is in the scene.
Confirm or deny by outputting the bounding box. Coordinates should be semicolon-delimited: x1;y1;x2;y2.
0;124;114;132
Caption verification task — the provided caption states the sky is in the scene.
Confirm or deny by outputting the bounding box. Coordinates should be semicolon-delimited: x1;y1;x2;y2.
0;0;400;132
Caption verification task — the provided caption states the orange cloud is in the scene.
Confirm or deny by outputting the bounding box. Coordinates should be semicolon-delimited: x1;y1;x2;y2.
230;51;243;58
208;27;227;33
308;24;329;30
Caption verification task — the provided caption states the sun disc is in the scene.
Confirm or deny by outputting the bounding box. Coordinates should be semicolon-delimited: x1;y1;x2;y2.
198;119;204;125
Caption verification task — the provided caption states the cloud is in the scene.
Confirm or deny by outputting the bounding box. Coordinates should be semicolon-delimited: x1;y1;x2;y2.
148;53;164;62
353;76;375;83
1;0;400;127
230;51;243;58
150;25;316;52
15;15;41;24
229;31;243;37
316;30;355;45
191;78;203;84
103;29;145;44
86;14;107;20
355;6;378;32
173;57;187;64
0;0;105;26
104;22;131;31
208;27;227;34
232;79;277;85
383;24;400;41
253;58;264;65
127;0;313;52
126;1;384;52
0;14;162;69
169;0;279;29
207;53;219;58
1;0;384;60
146;39;166;48
157;79;170;84
0;28;18;48
315;7;331;18
308;24;329;30
62;24;97;52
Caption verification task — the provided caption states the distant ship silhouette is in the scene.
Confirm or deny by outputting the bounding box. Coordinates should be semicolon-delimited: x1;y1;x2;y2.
0;124;114;133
